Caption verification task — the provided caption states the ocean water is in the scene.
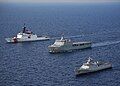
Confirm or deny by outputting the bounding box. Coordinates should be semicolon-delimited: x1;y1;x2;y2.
0;2;120;86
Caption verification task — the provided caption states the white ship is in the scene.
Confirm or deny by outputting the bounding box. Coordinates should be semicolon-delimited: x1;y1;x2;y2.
75;57;112;76
5;24;50;43
48;36;92;53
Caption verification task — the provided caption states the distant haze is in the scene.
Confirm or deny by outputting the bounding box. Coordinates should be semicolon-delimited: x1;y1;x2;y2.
0;0;120;3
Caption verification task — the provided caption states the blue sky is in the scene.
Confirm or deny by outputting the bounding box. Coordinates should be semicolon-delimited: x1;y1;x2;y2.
0;0;120;3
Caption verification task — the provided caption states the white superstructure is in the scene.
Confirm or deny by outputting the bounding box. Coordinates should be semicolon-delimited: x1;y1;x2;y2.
5;24;50;43
48;36;92;53
75;57;112;76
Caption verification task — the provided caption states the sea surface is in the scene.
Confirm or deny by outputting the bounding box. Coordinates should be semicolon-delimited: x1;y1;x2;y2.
0;2;120;86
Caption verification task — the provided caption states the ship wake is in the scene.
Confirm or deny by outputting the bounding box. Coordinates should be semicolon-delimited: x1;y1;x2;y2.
92;40;120;48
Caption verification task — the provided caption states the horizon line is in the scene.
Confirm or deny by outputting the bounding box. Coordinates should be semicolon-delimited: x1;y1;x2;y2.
0;1;120;4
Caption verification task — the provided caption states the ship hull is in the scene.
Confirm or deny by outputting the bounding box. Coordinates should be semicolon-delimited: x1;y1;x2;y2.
5;37;50;43
75;64;112;76
48;42;92;53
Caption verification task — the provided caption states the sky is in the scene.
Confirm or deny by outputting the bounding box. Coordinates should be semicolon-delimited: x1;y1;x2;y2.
0;0;120;3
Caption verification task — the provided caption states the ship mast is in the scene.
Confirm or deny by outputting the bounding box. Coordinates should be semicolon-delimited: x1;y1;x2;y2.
60;33;64;40
22;23;26;33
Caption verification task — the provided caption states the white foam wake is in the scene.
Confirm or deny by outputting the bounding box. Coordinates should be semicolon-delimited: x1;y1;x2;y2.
92;40;120;47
